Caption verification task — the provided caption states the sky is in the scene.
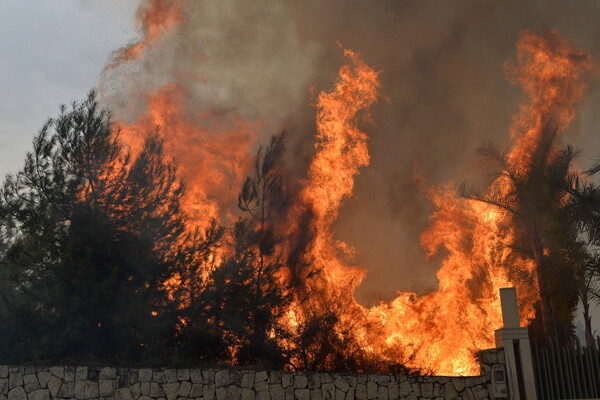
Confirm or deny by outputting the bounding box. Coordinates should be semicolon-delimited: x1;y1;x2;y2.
0;0;141;177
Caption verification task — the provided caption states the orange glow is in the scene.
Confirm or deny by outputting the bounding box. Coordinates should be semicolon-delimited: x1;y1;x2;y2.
117;83;256;229
107;2;593;376
106;0;183;70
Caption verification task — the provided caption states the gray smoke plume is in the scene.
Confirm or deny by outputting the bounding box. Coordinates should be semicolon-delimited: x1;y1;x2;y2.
100;0;600;306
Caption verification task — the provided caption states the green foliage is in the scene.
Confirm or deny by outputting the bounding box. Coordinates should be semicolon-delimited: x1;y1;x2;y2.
0;91;190;364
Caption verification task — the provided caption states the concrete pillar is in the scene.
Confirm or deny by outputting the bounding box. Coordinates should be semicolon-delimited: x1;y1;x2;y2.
494;288;537;400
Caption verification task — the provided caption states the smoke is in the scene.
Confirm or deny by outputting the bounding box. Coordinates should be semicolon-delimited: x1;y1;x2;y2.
99;0;600;305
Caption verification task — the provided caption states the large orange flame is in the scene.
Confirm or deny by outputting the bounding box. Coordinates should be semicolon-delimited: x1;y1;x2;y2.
103;1;594;377
105;0;183;70
299;47;380;300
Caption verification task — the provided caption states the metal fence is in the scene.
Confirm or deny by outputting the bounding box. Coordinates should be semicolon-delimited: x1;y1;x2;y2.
531;336;600;399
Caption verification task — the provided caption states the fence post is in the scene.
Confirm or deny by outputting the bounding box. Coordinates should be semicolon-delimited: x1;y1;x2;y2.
494;287;538;400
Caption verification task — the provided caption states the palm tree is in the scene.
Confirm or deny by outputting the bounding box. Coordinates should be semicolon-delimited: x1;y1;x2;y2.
461;123;584;342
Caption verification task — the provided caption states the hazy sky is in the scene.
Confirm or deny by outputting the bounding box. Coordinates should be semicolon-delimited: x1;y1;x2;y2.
0;0;141;177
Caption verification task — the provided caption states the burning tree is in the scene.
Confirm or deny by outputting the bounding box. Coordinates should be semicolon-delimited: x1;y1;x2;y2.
461;30;595;343
0;92;208;363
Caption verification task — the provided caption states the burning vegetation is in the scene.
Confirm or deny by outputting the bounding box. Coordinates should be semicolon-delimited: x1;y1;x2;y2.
1;1;600;377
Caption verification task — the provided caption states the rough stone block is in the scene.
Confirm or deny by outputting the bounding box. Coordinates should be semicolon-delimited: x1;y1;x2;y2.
242;388;255;400
344;388;354;400
343;377;356;389
231;370;242;386
294;389;309;400
190;384;203;397
203;370;215;384
443;382;457;400
411;383;420;397
386;383;397;400
226;385;241;400
117;387;134;400
451;378;465;393
153;372;166;384
281;375;292;389
162;383;180;400
398;381;412;397
284;387;294;400
215;371;230;388
49;367;64;380
140;382;150;396
75;367;87;382
47;376;61;398
266;372;280;385
333;378;349;393
479;351;497;365
190;370;203;384
7;387;26;400
58;382;75;398
23;374;40;392
216;386;227;400
434;383;444;397
0;368;7;379
150;382;165;398
0;379;7;395
319;374;332;384
307;375;319;390
354;384;366;400
255;372;268;384
139;396;152;400
270;384;284;400
241;373;254;389
139;369;152;383
84;381;98;399
99;379;115;397
335;389;345;400
8;372;22;390
377;376;390;385
421;382;433;398
377;386;388;400
461;387;474;400
204;384;216;400
177;369;190;382
256;391;270;400
321;383;335;400
366;383;377;400
28;389;49;400
37;372;51;389
293;376;307;389
131;382;141;400
254;381;268;393
164;370;177;384
472;385;488;400
356;376;366;385
100;368;116;380
74;381;85;399
309;389;321;400
64;367;76;382
465;377;483;388
179;381;192;397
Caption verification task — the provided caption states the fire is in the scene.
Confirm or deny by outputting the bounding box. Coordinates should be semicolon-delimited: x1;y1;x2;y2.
105;0;183;70
101;0;594;377
116;83;256;229
299;47;380;302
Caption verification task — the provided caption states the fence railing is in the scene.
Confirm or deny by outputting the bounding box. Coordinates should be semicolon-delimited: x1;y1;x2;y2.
531;336;600;399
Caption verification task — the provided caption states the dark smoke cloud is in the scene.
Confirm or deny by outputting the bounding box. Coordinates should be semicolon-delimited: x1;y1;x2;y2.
100;0;600;305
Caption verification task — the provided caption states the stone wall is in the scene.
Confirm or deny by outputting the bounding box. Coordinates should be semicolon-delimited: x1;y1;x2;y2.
1;349;506;400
